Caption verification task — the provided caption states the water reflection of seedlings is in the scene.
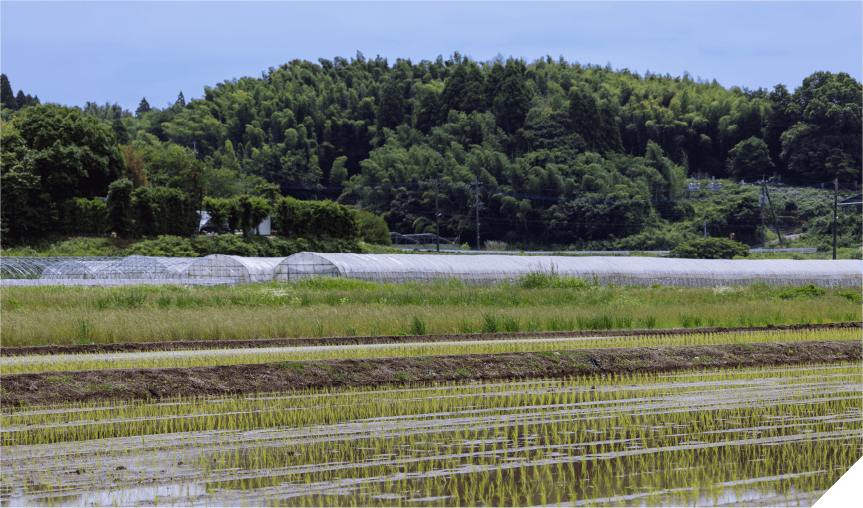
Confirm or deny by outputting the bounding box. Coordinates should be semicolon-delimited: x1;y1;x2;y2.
1;363;859;506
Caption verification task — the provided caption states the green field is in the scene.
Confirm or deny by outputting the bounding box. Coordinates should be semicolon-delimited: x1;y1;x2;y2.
2;278;859;346
2;275;860;506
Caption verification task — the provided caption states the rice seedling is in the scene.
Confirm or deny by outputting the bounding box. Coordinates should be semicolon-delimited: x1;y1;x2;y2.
3;328;856;375
1;362;858;506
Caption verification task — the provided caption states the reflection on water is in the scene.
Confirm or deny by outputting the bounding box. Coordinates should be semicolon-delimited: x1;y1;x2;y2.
1;366;858;506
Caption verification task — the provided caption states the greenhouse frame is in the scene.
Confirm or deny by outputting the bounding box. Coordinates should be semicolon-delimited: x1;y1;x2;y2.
2;252;860;288
275;253;862;287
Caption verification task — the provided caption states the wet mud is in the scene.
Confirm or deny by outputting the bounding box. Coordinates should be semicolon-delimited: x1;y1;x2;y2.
2;339;859;407
2;321;859;357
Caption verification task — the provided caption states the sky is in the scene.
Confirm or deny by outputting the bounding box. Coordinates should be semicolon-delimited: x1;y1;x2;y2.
1;1;861;112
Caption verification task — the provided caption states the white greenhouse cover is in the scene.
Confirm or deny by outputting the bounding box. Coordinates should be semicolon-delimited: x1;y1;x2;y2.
2;253;860;288
1;254;285;286
276;253;862;288
188;255;286;284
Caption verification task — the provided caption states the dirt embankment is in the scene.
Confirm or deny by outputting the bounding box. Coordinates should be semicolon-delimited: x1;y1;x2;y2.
2;321;860;357
2;340;859;407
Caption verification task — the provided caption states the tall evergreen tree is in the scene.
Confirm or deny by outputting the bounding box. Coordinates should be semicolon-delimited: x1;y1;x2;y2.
484;62;506;105
15;90;26;109
460;64;487;113
568;87;601;150
441;64;468;113
597;100;624;154
376;80;405;132
416;90;442;134
0;74;15;110
112;119;130;145
136;97;151;116
492;61;531;134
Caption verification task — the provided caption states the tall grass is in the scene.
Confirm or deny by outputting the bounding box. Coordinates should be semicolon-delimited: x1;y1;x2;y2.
1;280;859;346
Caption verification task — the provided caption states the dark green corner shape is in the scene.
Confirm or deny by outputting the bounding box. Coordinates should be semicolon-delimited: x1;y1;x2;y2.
812;458;863;508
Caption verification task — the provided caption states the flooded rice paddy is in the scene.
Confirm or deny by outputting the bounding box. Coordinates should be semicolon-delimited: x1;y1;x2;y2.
2;362;859;506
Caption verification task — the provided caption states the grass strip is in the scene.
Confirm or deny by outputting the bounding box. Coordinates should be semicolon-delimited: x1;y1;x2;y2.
2;339;858;407
3;328;858;375
3;280;859;347
3;321;858;358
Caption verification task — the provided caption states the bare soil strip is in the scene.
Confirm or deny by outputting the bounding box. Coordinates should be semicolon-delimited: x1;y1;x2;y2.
2;340;858;407
2;321;859;357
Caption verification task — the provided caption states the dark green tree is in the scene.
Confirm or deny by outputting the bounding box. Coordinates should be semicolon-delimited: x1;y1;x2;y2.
764;84;793;173
236;195;272;237
441;64;469;113
112;119;130;145
483;62;506;106
329;156;348;186
136;97;151;116
14;105;125;204
58;198;107;235
416;89;442;133
107;178;135;237
131;187;160;237
597;100;624;153
15;90;26;109
781;71;862;183
350;209;391;244
461;64;487;113
726;137;774;180
203;196;235;232
492;62;531;134
670;238;750;259
0;127;50;241
1;74;16;110
568;87;601;150
376;80;405;132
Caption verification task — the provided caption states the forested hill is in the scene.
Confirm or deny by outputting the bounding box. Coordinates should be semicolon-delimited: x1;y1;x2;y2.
1;53;860;249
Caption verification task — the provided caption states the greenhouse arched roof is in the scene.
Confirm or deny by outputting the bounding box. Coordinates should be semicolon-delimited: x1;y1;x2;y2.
189;255;286;284
2;253;860;287
276;252;862;287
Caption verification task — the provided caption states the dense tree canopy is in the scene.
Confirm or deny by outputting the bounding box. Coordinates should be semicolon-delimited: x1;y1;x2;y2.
1;59;860;248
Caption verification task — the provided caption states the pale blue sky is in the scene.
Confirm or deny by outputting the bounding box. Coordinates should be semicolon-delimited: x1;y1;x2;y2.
2;1;861;112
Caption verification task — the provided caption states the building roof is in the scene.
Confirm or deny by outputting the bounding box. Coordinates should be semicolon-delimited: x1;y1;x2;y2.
838;194;862;206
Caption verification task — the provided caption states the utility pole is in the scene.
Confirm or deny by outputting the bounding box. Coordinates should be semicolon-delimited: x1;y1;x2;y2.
434;179;440;252
762;180;784;248
473;176;483;250
759;190;766;250
833;178;838;260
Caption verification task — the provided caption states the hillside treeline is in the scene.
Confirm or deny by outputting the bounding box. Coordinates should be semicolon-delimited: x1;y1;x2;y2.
1;54;860;248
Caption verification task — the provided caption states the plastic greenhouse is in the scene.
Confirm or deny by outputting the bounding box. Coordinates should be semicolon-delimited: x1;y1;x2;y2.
187;255;286;284
275;253;862;288
2;253;861;288
1;255;283;286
